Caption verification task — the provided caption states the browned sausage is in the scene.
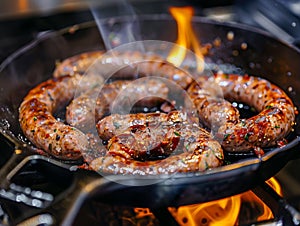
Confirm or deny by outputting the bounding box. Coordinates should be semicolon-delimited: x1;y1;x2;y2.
54;50;194;89
66;78;169;131
90;111;223;175
96;111;199;141
53;51;104;77
18;74;96;160
187;73;296;152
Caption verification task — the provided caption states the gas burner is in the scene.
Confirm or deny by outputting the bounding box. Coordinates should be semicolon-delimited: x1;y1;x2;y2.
0;155;299;226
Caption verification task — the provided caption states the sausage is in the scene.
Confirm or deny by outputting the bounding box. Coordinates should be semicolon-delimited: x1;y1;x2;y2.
90;111;224;175
96;111;199;141
90;149;223;175
53;51;104;77
187;73;296;152
53;50;194;89
66;78;169;132
18;74;101;160
104;111;206;161
186;75;240;131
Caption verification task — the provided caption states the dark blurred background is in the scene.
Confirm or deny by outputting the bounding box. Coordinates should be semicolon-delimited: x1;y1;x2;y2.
1;0;300;63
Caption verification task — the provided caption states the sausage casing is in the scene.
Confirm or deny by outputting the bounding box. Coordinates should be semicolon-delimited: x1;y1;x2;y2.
91;111;223;175
188;73;296;152
54;50;194;89
66;78;169;131
19;75;94;160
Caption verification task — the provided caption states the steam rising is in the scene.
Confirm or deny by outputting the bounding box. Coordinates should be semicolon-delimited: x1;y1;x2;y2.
90;0;144;52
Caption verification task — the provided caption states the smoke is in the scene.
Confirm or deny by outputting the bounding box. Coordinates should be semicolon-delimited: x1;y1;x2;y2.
89;0;145;52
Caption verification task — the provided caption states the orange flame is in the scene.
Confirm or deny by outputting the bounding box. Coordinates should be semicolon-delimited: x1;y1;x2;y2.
240;191;273;222
266;177;283;197
168;177;282;225
133;177;282;224
167;6;205;72
169;196;241;226
18;0;29;11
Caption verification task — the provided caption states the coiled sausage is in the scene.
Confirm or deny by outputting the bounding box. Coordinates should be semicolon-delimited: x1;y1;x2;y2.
19;74;103;160
66;78;169;132
188;73;296;152
54;50;194;89
91;111;223;175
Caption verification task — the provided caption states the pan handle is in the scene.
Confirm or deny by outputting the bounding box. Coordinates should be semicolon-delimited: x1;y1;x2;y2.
0;163;103;225
21;169;105;226
0;150;31;188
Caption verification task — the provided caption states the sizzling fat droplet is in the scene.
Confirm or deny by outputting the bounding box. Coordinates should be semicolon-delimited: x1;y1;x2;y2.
213;37;222;47
232;50;239;56
241;42;248;50
227;31;234;40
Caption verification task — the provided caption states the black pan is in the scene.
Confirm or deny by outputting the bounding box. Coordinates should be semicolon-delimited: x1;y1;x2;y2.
0;15;300;225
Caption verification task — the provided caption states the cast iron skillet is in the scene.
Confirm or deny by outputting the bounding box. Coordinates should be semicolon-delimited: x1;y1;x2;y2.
0;15;300;225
